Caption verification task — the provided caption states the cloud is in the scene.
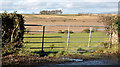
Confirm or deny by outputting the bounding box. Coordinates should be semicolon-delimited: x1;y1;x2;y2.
2;0;118;2
0;0;118;14
65;3;73;8
83;0;119;2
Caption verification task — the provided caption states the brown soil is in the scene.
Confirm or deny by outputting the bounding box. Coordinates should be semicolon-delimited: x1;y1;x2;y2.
23;14;106;34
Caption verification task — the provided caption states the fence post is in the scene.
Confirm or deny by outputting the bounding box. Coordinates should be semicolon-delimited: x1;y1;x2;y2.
67;25;70;50
88;27;92;48
42;26;45;52
108;26;112;48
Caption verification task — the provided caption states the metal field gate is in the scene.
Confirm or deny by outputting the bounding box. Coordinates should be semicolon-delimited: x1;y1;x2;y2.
24;24;112;52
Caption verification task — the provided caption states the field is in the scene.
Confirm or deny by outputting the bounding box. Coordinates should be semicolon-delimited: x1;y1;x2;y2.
23;14;106;34
22;14;112;52
23;32;109;52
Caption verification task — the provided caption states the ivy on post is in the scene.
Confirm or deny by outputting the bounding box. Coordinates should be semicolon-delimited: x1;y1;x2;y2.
118;16;120;54
108;26;112;48
99;12;120;48
118;2;120;44
112;17;119;45
118;17;120;44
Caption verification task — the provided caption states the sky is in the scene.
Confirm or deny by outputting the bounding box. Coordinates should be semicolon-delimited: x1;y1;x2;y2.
0;0;120;14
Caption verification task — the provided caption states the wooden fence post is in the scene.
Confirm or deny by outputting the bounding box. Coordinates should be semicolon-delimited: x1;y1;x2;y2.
42;26;45;52
88;27;92;48
67;25;70;50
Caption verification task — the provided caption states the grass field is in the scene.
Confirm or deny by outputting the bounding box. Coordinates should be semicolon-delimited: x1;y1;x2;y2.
23;32;109;52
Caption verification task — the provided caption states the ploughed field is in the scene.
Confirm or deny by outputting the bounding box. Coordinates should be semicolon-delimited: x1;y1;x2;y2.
23;14;105;34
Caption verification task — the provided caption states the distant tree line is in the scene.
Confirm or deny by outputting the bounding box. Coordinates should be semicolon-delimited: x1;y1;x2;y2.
40;10;62;15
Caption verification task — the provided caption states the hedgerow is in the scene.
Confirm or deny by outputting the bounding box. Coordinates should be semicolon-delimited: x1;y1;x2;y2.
1;11;25;56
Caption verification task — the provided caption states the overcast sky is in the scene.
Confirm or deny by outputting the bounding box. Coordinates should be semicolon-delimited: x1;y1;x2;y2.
0;0;120;14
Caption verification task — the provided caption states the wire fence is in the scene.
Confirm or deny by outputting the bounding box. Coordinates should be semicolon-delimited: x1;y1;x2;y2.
24;24;112;52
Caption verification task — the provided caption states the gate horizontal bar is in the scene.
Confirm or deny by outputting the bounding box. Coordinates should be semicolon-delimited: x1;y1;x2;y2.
91;36;109;38
24;36;63;38
70;36;109;38
30;46;104;49
30;47;65;49
24;31;56;33
24;36;109;38
24;42;65;43
24;24;43;26
69;41;106;43
24;41;107;44
24;24;110;27
71;51;87;52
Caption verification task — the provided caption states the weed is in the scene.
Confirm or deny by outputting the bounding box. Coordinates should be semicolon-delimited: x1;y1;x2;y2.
55;51;66;57
82;28;94;33
25;28;30;34
58;30;64;33
63;20;66;22
64;30;74;33
19;44;32;56
40;17;45;19
100;42;109;48
51;20;56;22
50;44;55;50
48;53;55;57
77;48;86;51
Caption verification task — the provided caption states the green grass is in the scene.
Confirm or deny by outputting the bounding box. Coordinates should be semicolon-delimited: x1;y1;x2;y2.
23;32;109;52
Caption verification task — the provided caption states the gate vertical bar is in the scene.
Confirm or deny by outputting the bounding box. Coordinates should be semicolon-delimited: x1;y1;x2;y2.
88;27;92;48
67;25;70;50
42;26;45;52
109;26;112;48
